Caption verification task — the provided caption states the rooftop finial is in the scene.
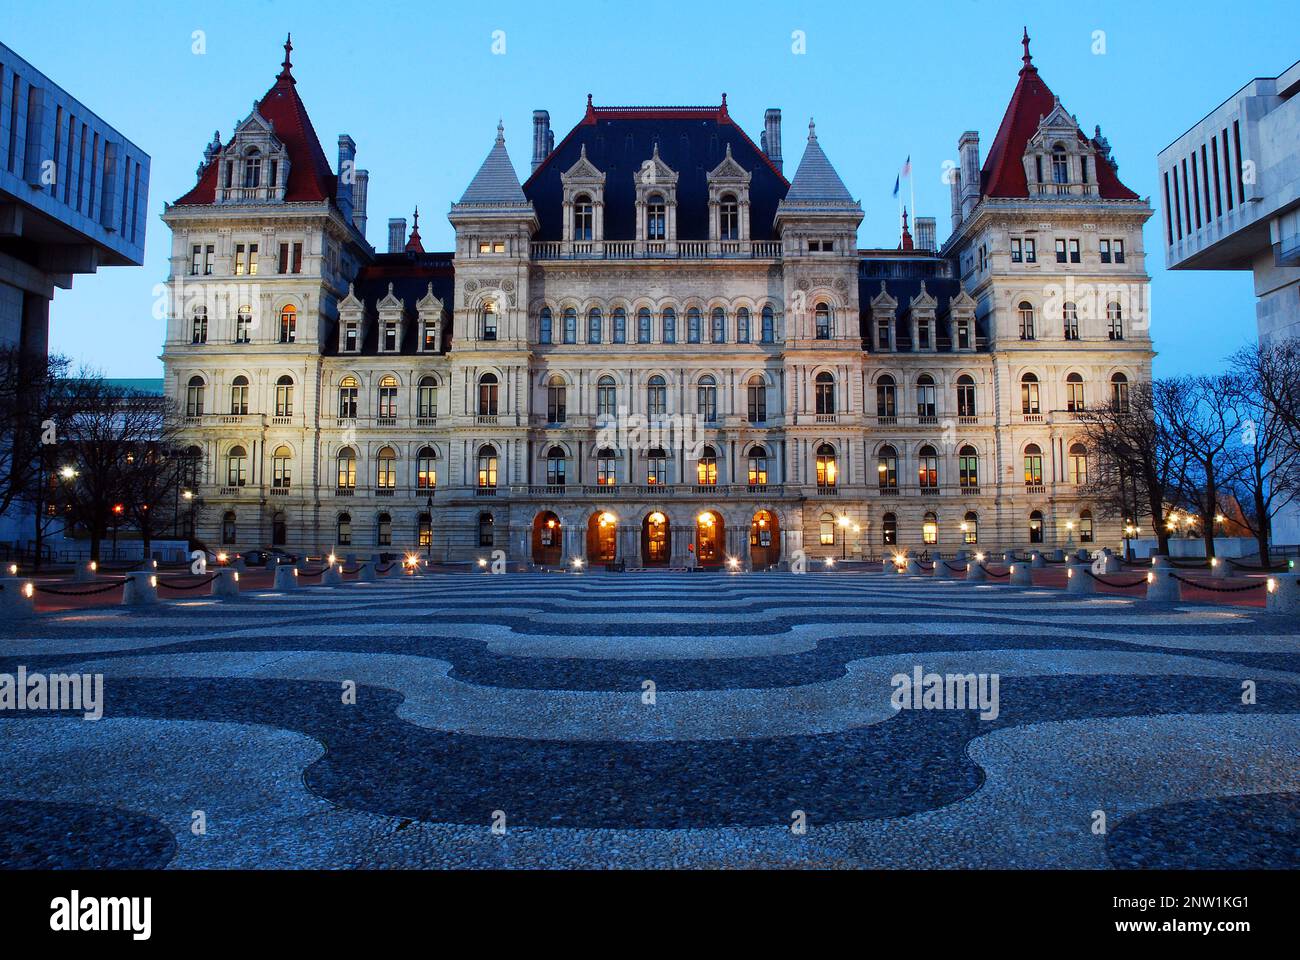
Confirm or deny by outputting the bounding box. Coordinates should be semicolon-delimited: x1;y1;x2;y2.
279;33;294;80
412;205;420;230
496;119;504;144
1021;26;1033;69
808;117;817;141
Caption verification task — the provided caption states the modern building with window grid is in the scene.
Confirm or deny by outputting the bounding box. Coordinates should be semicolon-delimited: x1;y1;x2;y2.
162;32;1153;565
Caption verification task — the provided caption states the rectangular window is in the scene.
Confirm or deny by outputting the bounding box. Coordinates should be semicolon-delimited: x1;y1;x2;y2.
1211;135;1222;217
1190;155;1201;229
383;322;397;351
1024;239;1036;263
1055;239;1067;264
191;244;202;276
1010;238;1022;263
1164;171;1174;244
292;242;303;274
1099;239;1111;263
344;322;358;352
204;245;214;275
1233;119;1245;204
234;243;246;276
1068;238;1080;263
1222;128;1234;211
1113;239;1125;264
278;242;289;274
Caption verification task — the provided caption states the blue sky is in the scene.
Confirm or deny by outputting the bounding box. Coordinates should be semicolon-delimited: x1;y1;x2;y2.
4;0;1293;377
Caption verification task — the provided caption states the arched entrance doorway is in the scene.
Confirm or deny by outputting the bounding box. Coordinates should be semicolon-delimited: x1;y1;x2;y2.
750;510;779;568
586;511;618;563
532;511;562;565
642;511;670;565
695;510;724;567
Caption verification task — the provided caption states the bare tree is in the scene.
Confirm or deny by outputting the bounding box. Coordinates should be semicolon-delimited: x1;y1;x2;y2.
1162;374;1241;559
0;347;73;523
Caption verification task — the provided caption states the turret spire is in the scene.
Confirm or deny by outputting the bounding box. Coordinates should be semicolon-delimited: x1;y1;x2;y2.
1021;27;1034;71
279;33;295;82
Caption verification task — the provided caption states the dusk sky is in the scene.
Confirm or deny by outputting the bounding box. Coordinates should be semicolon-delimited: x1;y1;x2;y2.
4;0;1294;378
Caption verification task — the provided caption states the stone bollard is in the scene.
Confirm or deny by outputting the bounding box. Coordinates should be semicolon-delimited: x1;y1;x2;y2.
122;571;158;606
954;550;968;563
1211;557;1231;579
1030;551;1046;569
966;559;988;582
321;564;343;586
74;561;97;582
1066;562;1095;595
1146;567;1182;602
273;564;298;591
1267;575;1300;614
880;560;894;574
1096;550;1121;574
356;560;376;583
212;568;240;598
0;579;36;619
1051;549;1065;562
1009;562;1034;586
905;558;927;577
1151;554;1168;569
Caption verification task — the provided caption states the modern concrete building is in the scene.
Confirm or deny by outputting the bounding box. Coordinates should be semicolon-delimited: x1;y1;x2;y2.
163;33;1153;565
1158;59;1300;343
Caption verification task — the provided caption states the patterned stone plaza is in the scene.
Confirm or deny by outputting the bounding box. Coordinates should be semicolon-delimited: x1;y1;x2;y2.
2;570;1298;869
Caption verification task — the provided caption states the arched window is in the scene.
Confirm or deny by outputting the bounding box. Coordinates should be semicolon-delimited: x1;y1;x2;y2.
546;446;567;487
243;147;261;188
814;302;831;340
687;307;702;343
481;300;498;341
1024;443;1044;486
719;193;739;240
271;511;287;546
876;375;897;418
647;194;666;240
1111;373;1130;412
478;373;499;417
710;307;726;343
760;305;775;343
1063;301;1079;340
418;511;432;548
377;375;398;419
563;307;577;344
186;375;205;417
1029;509;1045;544
1021;373;1040;414
815;372;836;415
612;307;627;343
229;375;249;415
697;445;718;486
1018;301;1035;340
596;448;617;486
336;512;352;546
956;374;975;417
338;376;359;419
477;445;498;489
1066;372;1085;412
538;307;553;344
336;447;356;491
819;511;836;546
478;512;495;547
877;444;898;491
662;307;677;344
226;445;247;487
597;375;617;419
376;512;392;547
417;375;438;420
1051;143;1069;184
278;304;296;343
191;306;208;344
1079;509;1095;544
747;375;767;423
646;447;668;485
815;443;837;488
959;445;979;488
922;511;938;545
747;445;768;487
647;374;667;417
918;444;939;489
882;512;897;546
697;374;717;423
916;374;937;419
1107;301;1124;340
271;445;292;489
222;510;237;545
573;194;594;241
588;307;602;344
736;307;750;343
375;446;397;490
547;375;567;424
236;305;252;343
417;446;437;489
962;511;978;544
1068;443;1089;485
275;375;294;417
637;307;652;344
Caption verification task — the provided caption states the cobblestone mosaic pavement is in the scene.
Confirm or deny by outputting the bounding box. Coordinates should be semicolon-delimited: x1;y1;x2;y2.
2;571;1298;868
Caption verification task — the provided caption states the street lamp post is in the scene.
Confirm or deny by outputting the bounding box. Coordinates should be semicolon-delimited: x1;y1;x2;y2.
838;514;850;560
425;495;434;562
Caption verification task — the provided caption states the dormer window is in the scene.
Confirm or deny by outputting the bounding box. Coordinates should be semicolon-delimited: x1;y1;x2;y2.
344;320;359;352
647;195;666;240
243;148;262;189
382;320;398;352
573;195;594;241
1051;143;1069;184
720;194;739;240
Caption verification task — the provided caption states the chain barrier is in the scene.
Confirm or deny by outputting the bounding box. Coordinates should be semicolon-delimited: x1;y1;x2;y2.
1169;573;1267;593
34;579;128;597
156;574;222;591
1082;570;1148;589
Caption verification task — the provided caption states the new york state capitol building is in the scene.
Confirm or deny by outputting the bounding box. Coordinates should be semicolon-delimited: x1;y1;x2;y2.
161;34;1154;568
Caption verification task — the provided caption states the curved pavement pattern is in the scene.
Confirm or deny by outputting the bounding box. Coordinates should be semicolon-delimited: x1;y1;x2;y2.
1;571;1297;868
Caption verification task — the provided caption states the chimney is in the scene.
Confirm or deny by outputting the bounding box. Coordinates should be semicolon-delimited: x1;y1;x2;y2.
915;217;937;252
352;169;369;239
532;110;551;172
950;164;963;232
958;131;980;221
387;218;406;254
763;108;783;172
337;135;356;222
